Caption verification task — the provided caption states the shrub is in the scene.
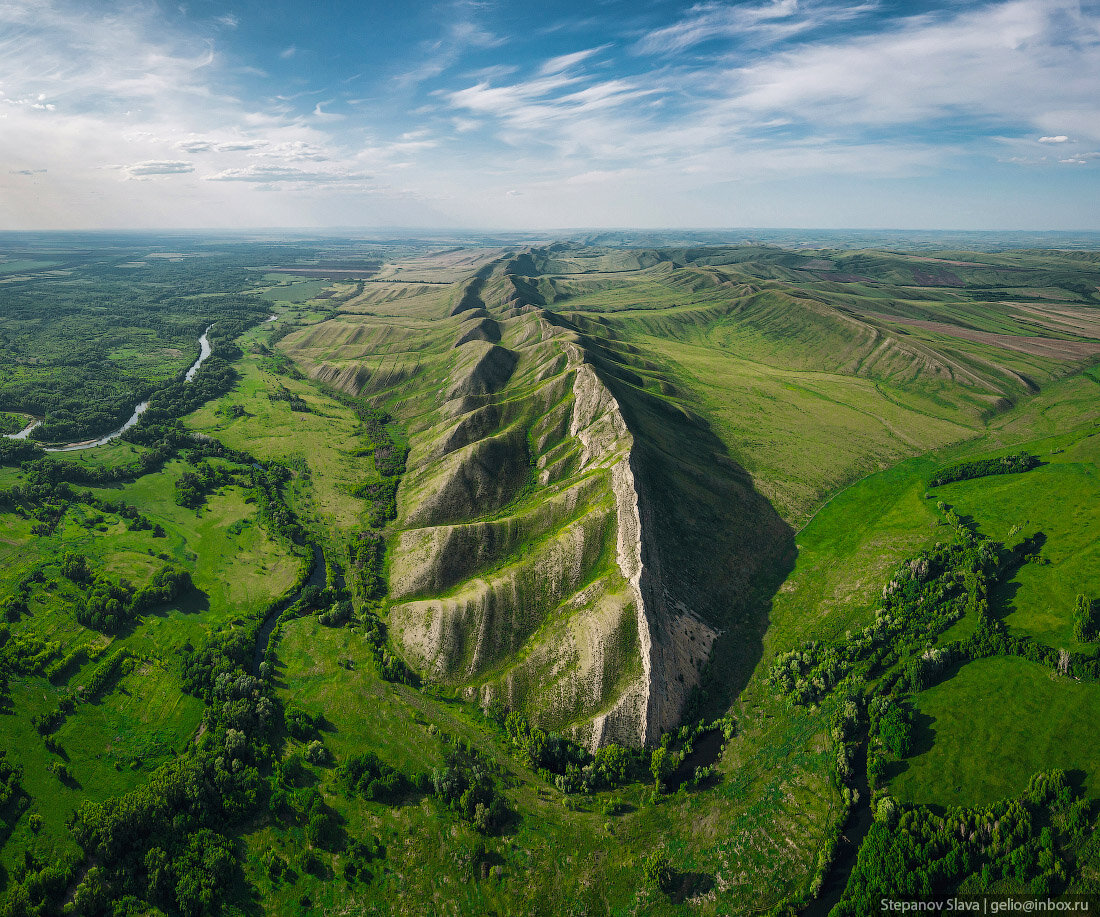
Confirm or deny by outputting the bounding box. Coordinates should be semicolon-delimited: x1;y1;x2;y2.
304;740;331;766
643;851;675;893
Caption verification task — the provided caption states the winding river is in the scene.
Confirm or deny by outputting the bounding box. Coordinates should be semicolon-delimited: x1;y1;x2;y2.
3;326;213;453
801;738;873;917
253;543;326;674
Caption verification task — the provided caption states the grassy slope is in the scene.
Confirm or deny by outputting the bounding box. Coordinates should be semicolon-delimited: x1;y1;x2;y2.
185;318;374;533
246;248;1100;910
760;370;1100;817
249;616;838;916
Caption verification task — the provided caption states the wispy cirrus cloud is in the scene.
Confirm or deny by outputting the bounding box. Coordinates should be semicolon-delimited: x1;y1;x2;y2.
2;0;1099;230
700;0;1100;170
205;165;370;184
538;46;609;75
634;0;880;55
0;0;418;226
177;138;268;153
396;0;505;87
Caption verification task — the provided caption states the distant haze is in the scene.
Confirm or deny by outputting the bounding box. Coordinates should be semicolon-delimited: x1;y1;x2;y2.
2;0;1099;231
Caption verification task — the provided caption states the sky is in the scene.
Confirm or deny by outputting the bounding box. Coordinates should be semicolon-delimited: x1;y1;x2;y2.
1;0;1098;230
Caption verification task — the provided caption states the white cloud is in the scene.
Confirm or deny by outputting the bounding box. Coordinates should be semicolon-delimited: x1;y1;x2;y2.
0;0;414;227
538;47;609;76
312;102;344;121
125;160;195;177
205;165;370;184
720;1;1100;139
396;2;505;87
216;141;265;151
634;0;879;55
279;46;297;59
1059;151;1100;163
2;0;1098;230
177;138;268;153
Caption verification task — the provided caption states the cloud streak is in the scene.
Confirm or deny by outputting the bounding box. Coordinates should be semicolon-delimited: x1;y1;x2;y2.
634;0;880;55
126;160;195;177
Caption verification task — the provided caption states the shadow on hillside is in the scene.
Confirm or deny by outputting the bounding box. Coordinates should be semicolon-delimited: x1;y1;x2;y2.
601;353;796;718
889;709;937;783
908;709;937;759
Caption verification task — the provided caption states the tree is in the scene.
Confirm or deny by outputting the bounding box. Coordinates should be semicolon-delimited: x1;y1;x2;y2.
174;830;237;917
650;747;675;791
1073;594;1098;643
594;744;631;787
305;740;331;766
643;850;675;893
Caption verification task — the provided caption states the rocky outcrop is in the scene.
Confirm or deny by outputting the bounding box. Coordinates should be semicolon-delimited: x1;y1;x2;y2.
381;259;790;749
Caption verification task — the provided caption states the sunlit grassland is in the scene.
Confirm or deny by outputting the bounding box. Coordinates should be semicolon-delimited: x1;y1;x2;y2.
0;450;300;875
184;338;374;533
891;656;1100;808
936;429;1100;653
55;661;204;792
762;454;945;662
756;367;1100;673
985;369;1100;443
0;260;59;273
639;335;974;525
252;616;840;916
14;456;305;624
2;654;204;871
256;277;331;303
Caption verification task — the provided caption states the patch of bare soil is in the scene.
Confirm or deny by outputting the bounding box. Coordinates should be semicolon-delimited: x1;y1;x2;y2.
864;313;1100;360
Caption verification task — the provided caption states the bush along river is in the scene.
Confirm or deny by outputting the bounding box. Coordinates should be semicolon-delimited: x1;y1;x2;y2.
2;326;213;452
801;737;873;917
253;542;327;675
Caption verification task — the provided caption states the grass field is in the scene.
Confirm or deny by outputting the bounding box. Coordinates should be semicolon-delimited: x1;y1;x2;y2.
184;325;375;533
891;656;1100;808
0;441;302;881
257;277;332;303
251;615;840;916
936;431;1100;652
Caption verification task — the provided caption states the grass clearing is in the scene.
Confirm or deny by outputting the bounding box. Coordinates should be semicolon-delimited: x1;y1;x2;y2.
185;342;373;532
933;429;1100;652
891;656;1100;808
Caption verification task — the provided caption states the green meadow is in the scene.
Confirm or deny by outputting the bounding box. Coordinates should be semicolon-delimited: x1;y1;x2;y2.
891;656;1100;807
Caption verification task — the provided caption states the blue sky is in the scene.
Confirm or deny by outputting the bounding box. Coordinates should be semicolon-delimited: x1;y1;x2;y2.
1;0;1098;229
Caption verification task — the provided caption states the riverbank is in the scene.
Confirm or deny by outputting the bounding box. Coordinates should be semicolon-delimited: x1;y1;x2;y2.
2;326;213;452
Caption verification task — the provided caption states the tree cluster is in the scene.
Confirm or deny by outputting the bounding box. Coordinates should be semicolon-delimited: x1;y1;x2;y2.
929;451;1039;487
431;748;510;834
1073;594;1099;643
837;771;1091;913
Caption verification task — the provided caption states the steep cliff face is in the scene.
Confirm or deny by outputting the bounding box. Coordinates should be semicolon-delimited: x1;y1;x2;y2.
383;259;790;748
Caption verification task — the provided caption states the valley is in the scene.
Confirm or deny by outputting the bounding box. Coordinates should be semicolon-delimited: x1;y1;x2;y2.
1;234;1099;915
